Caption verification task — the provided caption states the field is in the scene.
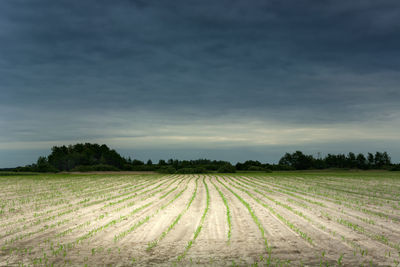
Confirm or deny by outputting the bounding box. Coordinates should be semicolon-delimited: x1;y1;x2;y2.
1;172;400;266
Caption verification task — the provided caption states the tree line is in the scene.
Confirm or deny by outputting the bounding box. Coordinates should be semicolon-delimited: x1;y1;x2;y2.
277;151;396;170
8;143;400;173
13;143;235;173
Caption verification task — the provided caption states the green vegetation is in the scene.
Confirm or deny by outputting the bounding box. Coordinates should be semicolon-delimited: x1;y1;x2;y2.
217;164;237;173
3;143;398;174
278;151;392;170
6;143;236;173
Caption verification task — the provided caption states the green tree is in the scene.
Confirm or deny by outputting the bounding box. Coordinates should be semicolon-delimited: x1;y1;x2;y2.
36;156;57;172
217;163;236;173
346;152;357;168
367;153;375;168
356;153;367;169
382;152;391;166
278;151;314;170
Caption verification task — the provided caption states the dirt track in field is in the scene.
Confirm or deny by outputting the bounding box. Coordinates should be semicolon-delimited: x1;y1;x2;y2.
0;173;399;266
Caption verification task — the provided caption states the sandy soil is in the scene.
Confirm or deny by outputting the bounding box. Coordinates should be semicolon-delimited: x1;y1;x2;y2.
1;173;399;266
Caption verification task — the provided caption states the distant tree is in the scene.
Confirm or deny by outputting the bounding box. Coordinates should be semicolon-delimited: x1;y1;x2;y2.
172;159;179;169
382;152;391;166
356;153;367;169
45;143;129;171
131;159;144;166
36;156;57;172
336;154;346;168
313;158;326;169
390;164;400;171
217;163;236;173
347;152;357;168
236;160;263;171
374;152;384;168
367;153;375;168
22;144;397;173
324;154;337;168
278;151;314;170
157;166;176;174
373;151;391;168
278;153;293;167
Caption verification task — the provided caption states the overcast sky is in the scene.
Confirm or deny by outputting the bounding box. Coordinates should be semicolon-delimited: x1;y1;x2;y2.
1;0;400;167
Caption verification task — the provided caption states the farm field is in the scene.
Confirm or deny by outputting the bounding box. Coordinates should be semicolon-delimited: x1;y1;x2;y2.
0;172;400;266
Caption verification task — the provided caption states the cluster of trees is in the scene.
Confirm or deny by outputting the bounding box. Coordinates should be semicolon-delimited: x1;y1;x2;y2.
14;143;236;173
17;143;130;172
278;151;394;170
155;159;236;174
11;143;399;173
235;160;273;172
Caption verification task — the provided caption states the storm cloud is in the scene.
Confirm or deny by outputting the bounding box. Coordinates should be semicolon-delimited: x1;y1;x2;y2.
1;0;400;166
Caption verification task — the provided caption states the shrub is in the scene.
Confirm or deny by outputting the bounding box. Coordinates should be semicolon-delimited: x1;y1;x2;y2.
157;166;176;174
390;164;400;171
176;167;207;174
131;165;157;171
217;164;236;173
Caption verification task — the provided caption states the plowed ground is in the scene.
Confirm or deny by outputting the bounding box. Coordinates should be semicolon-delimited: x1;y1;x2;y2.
1;172;399;266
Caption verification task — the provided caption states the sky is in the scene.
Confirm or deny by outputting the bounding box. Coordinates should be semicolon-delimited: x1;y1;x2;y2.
1;0;400;167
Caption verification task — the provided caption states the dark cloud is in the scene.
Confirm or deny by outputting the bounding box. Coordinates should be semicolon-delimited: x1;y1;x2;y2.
1;0;400;166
